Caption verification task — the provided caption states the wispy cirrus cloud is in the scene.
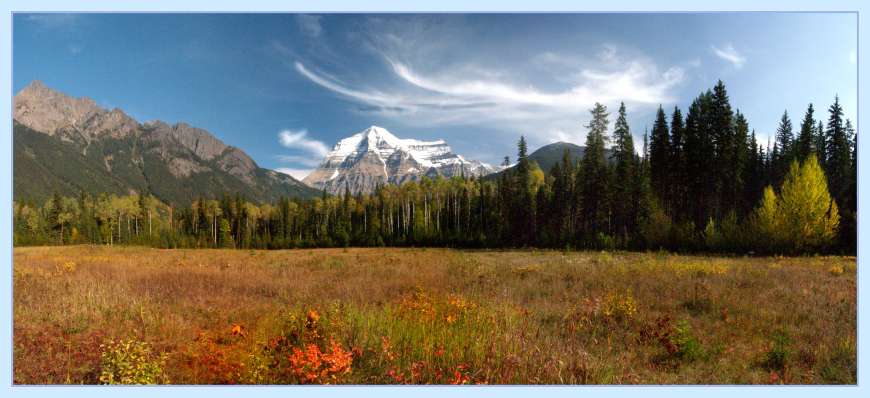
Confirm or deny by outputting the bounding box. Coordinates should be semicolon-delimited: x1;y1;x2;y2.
296;14;323;37
25;13;80;30
279;129;330;157
294;51;684;144
278;16;691;145
710;44;746;69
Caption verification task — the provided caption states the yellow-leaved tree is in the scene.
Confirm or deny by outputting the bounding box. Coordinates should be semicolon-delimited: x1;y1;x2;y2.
750;155;839;253
778;155;839;252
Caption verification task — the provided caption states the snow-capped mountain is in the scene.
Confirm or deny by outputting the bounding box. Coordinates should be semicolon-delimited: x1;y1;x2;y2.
303;126;503;195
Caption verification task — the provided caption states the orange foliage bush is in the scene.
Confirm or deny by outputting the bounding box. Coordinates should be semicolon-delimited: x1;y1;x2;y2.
285;339;352;384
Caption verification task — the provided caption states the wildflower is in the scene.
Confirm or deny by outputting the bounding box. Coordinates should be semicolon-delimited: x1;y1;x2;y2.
307;310;320;325
231;325;246;338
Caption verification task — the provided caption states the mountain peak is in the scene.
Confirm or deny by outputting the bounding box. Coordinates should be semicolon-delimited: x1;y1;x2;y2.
303;126;502;194
18;79;60;100
26;79;47;90
14;80;114;138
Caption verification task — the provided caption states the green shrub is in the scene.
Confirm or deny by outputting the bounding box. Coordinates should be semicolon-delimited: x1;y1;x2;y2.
99;339;168;385
672;321;702;361
762;329;792;371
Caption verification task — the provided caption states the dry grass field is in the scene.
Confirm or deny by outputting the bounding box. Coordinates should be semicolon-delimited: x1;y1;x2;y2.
12;245;856;385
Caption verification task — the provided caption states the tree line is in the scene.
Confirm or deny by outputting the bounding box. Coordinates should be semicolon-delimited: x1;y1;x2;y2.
14;81;856;254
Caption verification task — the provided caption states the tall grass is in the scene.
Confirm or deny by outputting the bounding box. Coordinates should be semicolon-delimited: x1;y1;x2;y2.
13;246;856;384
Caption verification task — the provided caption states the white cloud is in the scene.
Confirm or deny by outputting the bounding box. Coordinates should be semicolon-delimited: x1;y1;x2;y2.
850;52;857;64
68;44;82;55
275;168;314;181
295;55;683;143
710;44;746;69
278;129;331;158
280;18;688;145
26;14;79;29
296;14;323;37
276;154;322;167
277;129;330;172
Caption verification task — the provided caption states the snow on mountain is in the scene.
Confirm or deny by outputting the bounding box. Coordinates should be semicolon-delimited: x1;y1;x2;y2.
303;126;502;195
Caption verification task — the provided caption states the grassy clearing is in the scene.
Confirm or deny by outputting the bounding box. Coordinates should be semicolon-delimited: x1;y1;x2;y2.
13;246;856;385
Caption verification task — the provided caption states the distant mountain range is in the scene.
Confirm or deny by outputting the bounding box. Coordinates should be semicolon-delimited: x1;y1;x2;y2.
303;126;503;195
13;80;321;205
485;141;616;181
523;142;588;173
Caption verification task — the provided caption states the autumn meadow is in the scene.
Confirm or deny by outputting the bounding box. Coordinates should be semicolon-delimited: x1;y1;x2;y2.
12;245;856;385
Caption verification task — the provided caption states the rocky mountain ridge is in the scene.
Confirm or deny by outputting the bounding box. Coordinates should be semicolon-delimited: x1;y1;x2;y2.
13;80;320;204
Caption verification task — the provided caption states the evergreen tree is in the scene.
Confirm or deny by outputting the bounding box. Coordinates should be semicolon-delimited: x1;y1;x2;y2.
649;105;671;205
579;102;611;238
611;102;637;239
815;120;826;169
683;90;715;228
775;110;794;160
826;95;849;205
48;188;65;243
796;104;816;163
731;111;749;215
516;135;531;180
510;136;535;244
642;128;649;166
743;130;765;215
669;107;686;217
773;110;795;186
551;148;575;243
711;80;737;218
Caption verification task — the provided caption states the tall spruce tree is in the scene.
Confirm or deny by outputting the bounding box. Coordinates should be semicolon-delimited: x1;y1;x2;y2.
611;102;637;238
649;105;671;205
731;110;749;215
511;136;535;244
796;104;816;163
815;120;826;168
774;110;795;187
711;80;737;218
579;102;611;238
826;95;849;205
683;90;715;228
669;106;686;218
743;129;765;214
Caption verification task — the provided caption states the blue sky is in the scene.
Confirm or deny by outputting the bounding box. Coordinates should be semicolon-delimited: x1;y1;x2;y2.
13;13;857;180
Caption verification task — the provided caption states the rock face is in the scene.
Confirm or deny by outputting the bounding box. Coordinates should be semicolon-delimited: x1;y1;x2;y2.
304;126;502;195
13;80;321;204
13;79;139;143
170;122;229;161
